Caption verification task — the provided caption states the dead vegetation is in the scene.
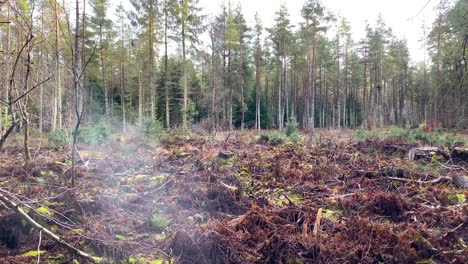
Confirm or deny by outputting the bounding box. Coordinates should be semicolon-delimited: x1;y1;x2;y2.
0;130;467;263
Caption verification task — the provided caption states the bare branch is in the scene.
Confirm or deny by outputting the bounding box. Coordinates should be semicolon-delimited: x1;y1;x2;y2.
0;190;102;263
12;76;52;104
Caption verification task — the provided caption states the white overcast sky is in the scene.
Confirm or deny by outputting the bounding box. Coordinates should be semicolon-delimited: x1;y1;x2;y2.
197;0;441;63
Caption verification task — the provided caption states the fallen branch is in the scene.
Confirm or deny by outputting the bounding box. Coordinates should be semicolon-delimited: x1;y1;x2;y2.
0;191;102;263
386;176;452;184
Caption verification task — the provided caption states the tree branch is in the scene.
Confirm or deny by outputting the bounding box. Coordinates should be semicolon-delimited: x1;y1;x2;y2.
0;190;102;263
12;76;52;104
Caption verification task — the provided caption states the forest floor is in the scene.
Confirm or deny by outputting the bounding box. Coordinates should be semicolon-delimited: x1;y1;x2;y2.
0;129;467;264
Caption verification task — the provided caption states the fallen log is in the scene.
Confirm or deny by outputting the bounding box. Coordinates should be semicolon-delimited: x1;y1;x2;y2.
452;174;468;190
0;191;102;263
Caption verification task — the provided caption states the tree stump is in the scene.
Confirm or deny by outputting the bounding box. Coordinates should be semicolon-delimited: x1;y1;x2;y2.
450;147;468;162
408;147;441;161
453;174;468;190
218;151;234;160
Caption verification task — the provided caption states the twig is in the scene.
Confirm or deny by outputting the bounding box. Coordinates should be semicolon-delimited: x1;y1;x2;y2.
75;145;89;169
37;230;42;264
223;132;231;150
12;76;52;104
443;222;464;238
33;141;42;161
283;193;296;206
142;179;174;197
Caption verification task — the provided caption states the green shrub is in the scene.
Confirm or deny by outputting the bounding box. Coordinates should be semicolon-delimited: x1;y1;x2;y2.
284;116;299;137
413;129;432;144
435;132;455;147
356;128;381;140
47;129;68;147
77;122;111;145
365;126;457;147
289;133;301;143
150;214;170;230
140;117;164;143
387;126;409;139
268;131;287;146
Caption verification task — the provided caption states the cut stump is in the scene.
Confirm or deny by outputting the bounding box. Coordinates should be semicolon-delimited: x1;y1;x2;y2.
408;147;443;161
453;174;468;190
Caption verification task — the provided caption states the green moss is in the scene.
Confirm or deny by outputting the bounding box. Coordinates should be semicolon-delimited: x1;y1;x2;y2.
35;177;46;184
154;232;167;240
129;174;149;182
129;255;172;264
37;206;52;216
22;250;46;257
447;194;466;204
417;259;435;264
46;254;66;264
93;257;104;263
270;193;303;206
114;234;127;240
42;200;63;207
322;209;342;222
151;175;165;182
151;214;170;230
287;257;303;264
287;193;303;204
0;180;10;186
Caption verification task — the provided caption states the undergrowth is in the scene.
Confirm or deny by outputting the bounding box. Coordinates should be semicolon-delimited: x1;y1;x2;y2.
357;126;464;147
259;116;301;145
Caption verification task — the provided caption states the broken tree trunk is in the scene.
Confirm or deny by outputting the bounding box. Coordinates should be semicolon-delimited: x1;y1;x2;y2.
452;174;468;190
0;191;101;263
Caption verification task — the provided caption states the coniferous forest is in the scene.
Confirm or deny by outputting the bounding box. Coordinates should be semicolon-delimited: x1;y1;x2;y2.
0;0;467;263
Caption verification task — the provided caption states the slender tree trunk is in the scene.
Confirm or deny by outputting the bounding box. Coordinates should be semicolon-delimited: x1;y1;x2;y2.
55;0;62;130
277;49;282;130
343;41;348;128
72;0;81;187
240;43;245;129
265;69;269;128
81;0;86;124
120;25;126;133
228;47;233;130
311;26;317;130
335;31;340;128
363;49;369;129
182;0;188;129
210;29;217;131
164;6;170;129
284;42;288;123
138;69;143;125
149;0;156;119
255;43;261;130
100;27;109;121
435;12;442;127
